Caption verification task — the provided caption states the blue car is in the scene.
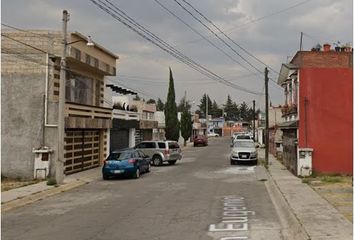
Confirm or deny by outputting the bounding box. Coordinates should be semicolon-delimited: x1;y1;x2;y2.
102;148;151;180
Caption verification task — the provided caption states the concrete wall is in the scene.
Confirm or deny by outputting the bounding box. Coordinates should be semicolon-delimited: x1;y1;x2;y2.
1;54;51;179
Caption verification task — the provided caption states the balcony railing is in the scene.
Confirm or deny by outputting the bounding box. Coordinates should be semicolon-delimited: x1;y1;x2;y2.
113;109;140;121
65;102;112;119
281;104;297;116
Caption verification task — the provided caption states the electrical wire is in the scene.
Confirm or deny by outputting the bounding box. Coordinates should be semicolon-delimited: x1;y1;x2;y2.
89;0;262;95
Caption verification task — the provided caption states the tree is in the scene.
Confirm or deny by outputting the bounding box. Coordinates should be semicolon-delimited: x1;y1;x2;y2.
164;67;180;141
180;110;192;146
147;98;156;104
239;101;249;121
198;94;212;118
177;95;191;112
156;98;165;111
223;95;238;121
210;100;222;118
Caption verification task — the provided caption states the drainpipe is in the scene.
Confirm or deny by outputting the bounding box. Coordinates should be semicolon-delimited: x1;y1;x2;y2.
45;53;58;128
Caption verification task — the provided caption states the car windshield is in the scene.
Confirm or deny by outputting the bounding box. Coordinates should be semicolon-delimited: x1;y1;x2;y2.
233;141;254;148
107;151;131;160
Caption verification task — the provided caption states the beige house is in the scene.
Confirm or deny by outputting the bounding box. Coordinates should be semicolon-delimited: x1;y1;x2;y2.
2;30;118;178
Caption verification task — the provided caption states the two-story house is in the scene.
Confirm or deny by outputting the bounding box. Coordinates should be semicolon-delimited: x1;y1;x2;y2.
2;30;118;179
278;47;352;175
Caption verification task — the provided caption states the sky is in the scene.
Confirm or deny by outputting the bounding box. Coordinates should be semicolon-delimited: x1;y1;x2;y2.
2;0;353;110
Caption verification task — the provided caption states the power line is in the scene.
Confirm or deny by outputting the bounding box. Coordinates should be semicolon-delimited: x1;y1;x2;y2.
90;0;262;95
173;0;264;76
153;0;257;75
177;0;283;84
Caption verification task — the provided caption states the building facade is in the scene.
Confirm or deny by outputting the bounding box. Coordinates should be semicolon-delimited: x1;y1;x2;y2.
278;49;352;175
2;30;118;179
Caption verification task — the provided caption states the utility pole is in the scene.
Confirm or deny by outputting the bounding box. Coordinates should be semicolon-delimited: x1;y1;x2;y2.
253;100;255;140
56;10;69;184
205;94;208;135
265;68;269;167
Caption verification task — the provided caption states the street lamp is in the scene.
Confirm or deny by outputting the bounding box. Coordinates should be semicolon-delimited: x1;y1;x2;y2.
56;10;94;184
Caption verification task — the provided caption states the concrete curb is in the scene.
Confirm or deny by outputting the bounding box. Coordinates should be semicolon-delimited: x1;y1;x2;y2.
2;179;89;212
264;168;310;240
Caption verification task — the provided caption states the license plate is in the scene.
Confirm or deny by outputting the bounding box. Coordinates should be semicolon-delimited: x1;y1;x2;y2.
114;170;124;174
242;155;247;158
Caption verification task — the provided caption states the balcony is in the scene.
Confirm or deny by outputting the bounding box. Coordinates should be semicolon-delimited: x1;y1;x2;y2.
64;102;112;129
113;109;140;121
281;104;298;117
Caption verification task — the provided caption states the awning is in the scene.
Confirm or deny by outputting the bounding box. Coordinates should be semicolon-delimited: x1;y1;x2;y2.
278;120;298;130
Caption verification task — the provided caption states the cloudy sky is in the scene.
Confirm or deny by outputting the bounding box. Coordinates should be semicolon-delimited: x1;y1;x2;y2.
2;0;352;110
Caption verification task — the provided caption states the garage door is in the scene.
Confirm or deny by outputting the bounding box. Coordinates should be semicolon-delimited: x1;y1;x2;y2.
110;129;129;151
64;130;100;174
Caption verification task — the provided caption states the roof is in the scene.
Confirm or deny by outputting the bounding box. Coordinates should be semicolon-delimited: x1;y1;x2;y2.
277;63;298;85
278;120;298;130
72;32;119;59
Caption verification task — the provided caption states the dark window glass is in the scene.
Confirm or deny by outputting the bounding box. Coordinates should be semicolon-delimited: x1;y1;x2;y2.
158;142;166;149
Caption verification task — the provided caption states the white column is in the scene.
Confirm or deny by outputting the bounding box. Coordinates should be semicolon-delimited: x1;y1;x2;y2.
129;128;136;147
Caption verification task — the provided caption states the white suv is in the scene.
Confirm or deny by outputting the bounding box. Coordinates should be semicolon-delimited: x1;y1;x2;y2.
134;141;182;166
230;140;258;165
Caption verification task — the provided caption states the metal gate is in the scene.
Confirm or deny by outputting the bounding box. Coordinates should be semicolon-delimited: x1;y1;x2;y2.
110;129;129;151
64;130;100;174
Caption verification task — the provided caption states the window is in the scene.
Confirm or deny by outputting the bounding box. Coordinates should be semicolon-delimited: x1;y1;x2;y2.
145;142;156;148
158;142;166;149
65;72;93;105
72;47;81;61
137;150;146;158
93;57;99;68
85;54;91;65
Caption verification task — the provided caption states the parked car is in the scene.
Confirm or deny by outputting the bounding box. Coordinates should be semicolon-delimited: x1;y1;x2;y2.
134;141;182;166
230;140;258;165
102;148;151;180
194;135;208;147
207;132;220;137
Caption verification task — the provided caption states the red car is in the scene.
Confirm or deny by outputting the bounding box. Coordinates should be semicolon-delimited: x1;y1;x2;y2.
193;135;208;147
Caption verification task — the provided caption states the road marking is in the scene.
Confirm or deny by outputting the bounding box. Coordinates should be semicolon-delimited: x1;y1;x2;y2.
215;166;256;175
208;196;254;239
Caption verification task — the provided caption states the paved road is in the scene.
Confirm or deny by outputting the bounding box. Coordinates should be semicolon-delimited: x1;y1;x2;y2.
2;138;284;240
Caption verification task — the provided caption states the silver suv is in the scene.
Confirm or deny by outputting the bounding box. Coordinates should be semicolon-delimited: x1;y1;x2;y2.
134;141;182;166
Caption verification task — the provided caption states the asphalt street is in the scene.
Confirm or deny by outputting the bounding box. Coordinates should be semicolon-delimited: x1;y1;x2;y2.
2;138;284;240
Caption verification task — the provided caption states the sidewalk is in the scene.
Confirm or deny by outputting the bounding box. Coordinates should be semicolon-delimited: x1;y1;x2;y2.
260;149;353;240
1;167;101;212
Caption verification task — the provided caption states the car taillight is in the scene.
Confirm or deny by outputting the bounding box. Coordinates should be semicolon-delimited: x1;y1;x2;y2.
164;149;170;155
103;160;107;165
128;159;136;164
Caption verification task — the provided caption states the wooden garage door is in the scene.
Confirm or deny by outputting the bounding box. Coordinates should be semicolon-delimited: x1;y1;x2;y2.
64;130;100;174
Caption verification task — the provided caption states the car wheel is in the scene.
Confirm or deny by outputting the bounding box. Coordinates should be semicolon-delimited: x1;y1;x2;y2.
230;159;234;165
152;155;163;166
146;163;151;172
103;174;108;180
134;168;140;179
168;160;176;165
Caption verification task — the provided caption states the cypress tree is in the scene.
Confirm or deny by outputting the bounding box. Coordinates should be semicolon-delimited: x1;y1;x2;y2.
180;110;192;146
165;67;180;141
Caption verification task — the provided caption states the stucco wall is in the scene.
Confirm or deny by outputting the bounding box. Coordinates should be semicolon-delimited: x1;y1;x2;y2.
2;54;48;179
298;68;353;175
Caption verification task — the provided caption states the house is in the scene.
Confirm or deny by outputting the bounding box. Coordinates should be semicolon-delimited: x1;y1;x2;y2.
208;117;225;136
268;106;284;156
2;30;118;179
105;87;139;152
278;48;352;175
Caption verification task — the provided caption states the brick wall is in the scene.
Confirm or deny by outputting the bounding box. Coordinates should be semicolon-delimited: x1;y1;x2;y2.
291;51;352;68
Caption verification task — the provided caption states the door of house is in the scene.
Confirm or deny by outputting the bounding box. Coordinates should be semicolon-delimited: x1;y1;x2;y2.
64;130;100;174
